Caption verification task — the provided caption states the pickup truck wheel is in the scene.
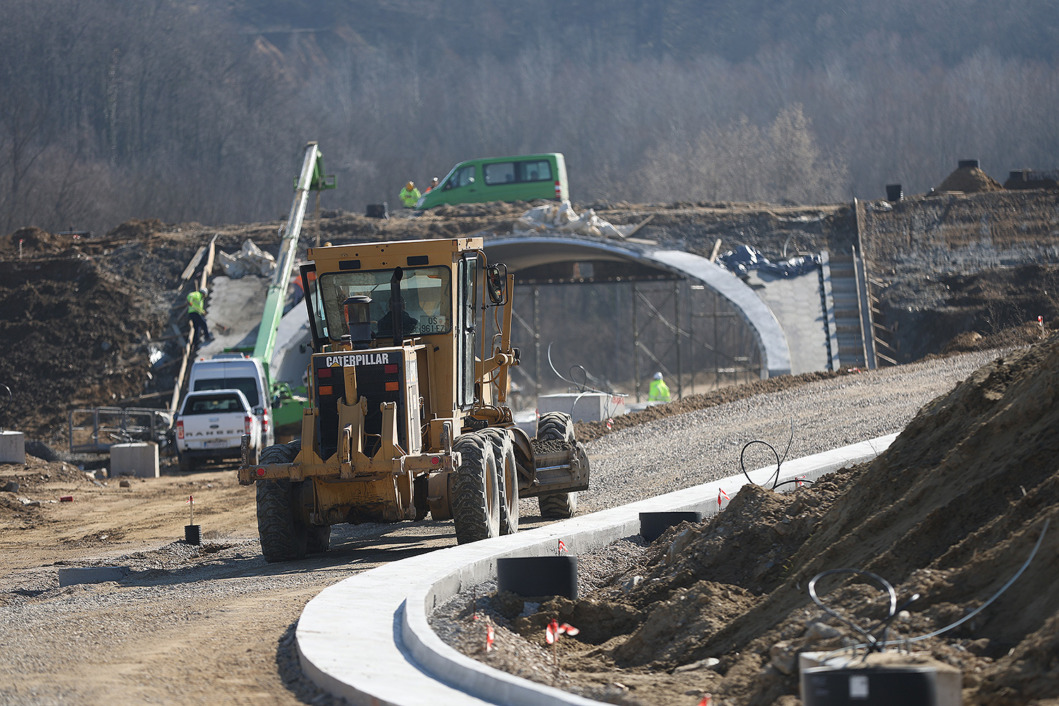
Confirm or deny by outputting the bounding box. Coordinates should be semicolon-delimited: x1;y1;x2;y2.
178;452;197;473
481;428;519;535
535;412;578;519
256;442;308;562
451;434;500;544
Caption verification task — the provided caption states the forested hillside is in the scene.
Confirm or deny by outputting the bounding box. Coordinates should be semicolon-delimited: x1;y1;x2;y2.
3;0;1059;235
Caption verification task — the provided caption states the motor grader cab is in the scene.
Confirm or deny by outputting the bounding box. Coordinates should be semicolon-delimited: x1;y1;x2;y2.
238;237;590;562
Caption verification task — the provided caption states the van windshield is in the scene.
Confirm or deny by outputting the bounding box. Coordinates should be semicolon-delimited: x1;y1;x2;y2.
317;266;452;341
194;378;260;408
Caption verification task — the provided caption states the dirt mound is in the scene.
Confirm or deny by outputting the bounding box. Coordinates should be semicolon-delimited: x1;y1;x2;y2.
105;218;166;240
936;166;1003;193
0;257;165;442
1;226;69;257
476;335;1059;704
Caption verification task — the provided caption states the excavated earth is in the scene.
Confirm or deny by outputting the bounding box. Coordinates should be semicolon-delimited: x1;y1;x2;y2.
1;185;1058;704
434;336;1059;705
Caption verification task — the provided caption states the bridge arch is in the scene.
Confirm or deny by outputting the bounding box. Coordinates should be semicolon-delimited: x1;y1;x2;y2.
484;235;791;383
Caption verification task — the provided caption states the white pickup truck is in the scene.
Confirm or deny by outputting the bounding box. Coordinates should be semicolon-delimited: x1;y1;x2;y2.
174;389;261;472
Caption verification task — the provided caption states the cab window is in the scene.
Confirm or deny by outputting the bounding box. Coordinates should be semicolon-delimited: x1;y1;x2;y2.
317;267;452;341
445;165;475;189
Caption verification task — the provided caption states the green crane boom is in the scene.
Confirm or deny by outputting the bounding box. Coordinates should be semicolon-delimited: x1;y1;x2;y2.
252;141;334;379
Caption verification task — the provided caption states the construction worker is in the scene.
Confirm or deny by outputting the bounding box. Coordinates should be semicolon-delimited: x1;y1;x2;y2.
186;289;213;348
648;372;671;403
399;181;421;208
425;176;439;193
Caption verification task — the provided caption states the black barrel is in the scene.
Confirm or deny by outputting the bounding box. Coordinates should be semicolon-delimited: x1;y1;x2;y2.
885;184;903;202
958;159;980;169
184;524;201;545
639;511;704;542
497;556;578;599
366;203;389;219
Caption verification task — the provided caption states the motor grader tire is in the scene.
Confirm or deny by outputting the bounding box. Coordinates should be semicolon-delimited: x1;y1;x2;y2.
481;428;519;535
451;433;500;544
537;411;574;442
535;412;578;519
256;441;308;562
539;491;578;518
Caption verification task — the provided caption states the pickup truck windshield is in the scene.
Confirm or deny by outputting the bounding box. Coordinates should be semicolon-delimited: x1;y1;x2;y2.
317;266;452;341
183;393;247;415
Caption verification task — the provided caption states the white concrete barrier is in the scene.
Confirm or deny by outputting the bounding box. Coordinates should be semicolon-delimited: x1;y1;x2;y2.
0;430;26;465
298;434;898;706
110;442;159;478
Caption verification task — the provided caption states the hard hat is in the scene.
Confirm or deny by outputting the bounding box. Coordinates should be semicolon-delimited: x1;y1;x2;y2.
406;181;414;190
653;372;663;380
431;176;439;182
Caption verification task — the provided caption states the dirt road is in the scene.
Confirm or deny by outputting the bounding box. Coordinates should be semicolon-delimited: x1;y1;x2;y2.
1;460;566;705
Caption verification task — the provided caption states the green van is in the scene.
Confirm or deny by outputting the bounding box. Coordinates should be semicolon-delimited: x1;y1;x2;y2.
415;153;568;209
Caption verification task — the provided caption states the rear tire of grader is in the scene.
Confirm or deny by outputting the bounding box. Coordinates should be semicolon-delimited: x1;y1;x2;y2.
535;412;578;519
256;440;317;562
480;428;519;535
451;433;501;544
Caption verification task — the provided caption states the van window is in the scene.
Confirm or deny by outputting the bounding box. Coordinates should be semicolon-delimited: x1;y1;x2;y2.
194;378;260;408
185;393;245;415
483;162;516;185
445;165;475;189
517;160;552;182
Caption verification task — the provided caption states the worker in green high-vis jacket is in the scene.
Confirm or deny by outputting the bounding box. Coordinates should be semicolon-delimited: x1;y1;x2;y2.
186;289;214;348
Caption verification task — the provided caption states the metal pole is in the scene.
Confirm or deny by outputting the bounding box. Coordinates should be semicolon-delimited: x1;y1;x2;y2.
714;291;720;390
689;287;696;395
533;287;541;403
632;283;640;403
674;280;682;400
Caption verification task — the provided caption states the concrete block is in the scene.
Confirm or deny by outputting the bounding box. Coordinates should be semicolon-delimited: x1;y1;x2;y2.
538;392;627;423
58;566;129;587
110;442;159;478
0;431;26;465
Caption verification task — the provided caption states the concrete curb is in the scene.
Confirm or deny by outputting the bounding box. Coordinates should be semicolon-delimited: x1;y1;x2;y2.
297;433;898;706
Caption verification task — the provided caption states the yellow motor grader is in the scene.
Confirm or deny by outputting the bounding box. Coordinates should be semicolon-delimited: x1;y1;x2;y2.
238;237;589;561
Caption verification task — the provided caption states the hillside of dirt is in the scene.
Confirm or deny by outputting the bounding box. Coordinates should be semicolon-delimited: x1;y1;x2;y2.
1;188;1057;450
446;334;1059;705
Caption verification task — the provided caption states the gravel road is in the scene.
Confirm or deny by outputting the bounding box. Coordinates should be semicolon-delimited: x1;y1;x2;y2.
0;349;1003;705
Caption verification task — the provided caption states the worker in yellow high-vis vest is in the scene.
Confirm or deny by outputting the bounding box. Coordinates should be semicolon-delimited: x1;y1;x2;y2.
186;289;213;348
648;372;671;403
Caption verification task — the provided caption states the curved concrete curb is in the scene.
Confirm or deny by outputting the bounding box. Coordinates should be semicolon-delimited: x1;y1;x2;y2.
297;433;897;706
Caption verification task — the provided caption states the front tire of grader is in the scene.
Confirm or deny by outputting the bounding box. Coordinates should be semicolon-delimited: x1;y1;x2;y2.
256;441;309;562
451;433;501;544
481;428;519;535
535;411;578;519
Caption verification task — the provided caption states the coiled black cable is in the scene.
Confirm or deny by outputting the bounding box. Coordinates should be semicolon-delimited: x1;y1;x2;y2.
739;418;814;489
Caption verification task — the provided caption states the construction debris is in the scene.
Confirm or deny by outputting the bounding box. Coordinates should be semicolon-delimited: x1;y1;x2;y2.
515;202;627;239
217;239;276;278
